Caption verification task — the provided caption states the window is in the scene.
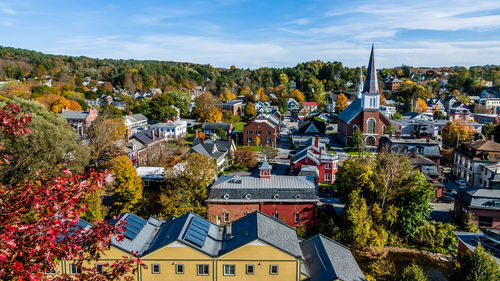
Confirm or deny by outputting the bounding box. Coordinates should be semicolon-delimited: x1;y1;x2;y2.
325;163;331;169
270;265;279;275
246;264;255;274
478;216;493;227
266;138;271;143
95;264;103;273
247;137;252;143
45;268;56;275
416;146;424;154
223;264;235;276
152;264;160;274
267;131;271;135
224;212;229;222
305;158;308;163
274;212;279;219
257;130;262;135
247;130;252;134
325;173;331;181
70;264;81;275
367;118;376;134
176;264;184;274
295;212;300;223
197;264;209;275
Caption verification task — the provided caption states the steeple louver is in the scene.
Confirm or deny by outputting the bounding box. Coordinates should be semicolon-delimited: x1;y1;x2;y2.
363;44;379;94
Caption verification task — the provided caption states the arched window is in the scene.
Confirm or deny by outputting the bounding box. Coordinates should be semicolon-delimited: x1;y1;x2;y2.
366;136;376;146
367;118;376;134
353;124;358;132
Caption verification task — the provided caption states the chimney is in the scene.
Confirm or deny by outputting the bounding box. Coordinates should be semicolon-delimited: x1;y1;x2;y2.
413;149;417;158
151;130;155;141
195;130;199;139
164;118;168;123
126;129;130;142
314;135;319;148
491;135;495;141
426;136;430;143
395;131;401;139
227;131;230;142
128;111;132;115
173;117;176;123
226;223;232;240
319;148;322;160
157;128;161;138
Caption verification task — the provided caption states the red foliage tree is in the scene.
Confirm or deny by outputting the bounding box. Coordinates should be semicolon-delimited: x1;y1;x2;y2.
0;103;142;280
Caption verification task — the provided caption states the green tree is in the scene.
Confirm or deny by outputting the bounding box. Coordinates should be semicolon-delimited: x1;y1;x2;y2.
167;90;191;117
452;243;500;281
215;128;227;140
392;112;402;120
0;97;90;182
336;157;374;198
352;128;363;150
482;123;495;140
147;94;178;121
396;172;434;238
433;110;446;120
81;187;108;222
107;156;143;215
159;154;216;218
401;264;429;281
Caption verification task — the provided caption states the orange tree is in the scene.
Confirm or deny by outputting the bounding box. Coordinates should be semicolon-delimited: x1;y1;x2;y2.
335;93;348;114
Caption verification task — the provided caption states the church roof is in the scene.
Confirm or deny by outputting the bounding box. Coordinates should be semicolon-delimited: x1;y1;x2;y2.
337;99;361;124
363;44;379;94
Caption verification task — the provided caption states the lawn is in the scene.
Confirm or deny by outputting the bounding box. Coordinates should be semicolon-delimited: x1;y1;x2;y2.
233;122;246;133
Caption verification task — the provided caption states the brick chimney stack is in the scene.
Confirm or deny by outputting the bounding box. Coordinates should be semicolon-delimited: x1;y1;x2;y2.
426;136;430;143
314;135;319;148
157;128;161;139
151;130;155;141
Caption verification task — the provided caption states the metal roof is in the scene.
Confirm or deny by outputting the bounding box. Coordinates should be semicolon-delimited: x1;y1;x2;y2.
363;44;379;94
61;110;91;120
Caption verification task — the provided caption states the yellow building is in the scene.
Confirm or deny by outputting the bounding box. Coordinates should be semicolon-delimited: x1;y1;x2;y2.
54;211;365;281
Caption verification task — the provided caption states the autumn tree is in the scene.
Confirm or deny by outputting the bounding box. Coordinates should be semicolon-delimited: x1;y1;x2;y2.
442;121;476;148
291;89;305;103
0;103;141;280
220;88;236;101
193;92;215;118
199;104;223;123
255;136;261;147
244;101;257;120
159;154;216;218
352;128;363;150
335;93;348;114
231;147;257;170
36;93;82;113
415;98;427;113
88;112;127;168
107;156;143;216
401;264;429;281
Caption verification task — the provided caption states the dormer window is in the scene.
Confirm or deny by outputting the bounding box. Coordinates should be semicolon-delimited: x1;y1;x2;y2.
294;194;301;199
223;194;230;200
245;194;251;200
273;194;279;200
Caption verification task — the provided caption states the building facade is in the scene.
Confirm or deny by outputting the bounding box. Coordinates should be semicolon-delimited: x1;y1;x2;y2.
243;116;279;147
124;113;148;134
61;109;98;138
453;140;500;187
337;45;391;147
207;161;318;230
290;137;339;184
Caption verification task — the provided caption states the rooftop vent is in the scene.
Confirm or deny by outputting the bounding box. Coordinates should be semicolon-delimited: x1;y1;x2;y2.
223;194;229;200
245;194;251;200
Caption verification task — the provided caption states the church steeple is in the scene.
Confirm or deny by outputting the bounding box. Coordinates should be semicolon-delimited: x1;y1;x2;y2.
363;43;379;94
357;67;363;99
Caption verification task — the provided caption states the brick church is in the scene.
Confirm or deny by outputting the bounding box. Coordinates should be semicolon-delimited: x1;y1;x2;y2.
337;45;391;147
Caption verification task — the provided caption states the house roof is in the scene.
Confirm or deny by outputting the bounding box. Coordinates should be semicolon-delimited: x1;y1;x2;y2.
337;98;362;124
288;98;299;105
130;129;163;145
207;175;317;202
298;120;326;135
124;113;147;124
201;122;232;131
190;139;230;160
455;140;500;162
300;234;366;281
302;102;318;107
456;232;500;265
61;110;91;120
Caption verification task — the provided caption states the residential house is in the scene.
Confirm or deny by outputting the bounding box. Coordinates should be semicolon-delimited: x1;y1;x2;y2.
201;122;233;138
111;101;127;110
124;113;148;134
379;136;441;167
150;118;187;140
409;154;443;198
337;46;392;147
126;128;166;166
455;187;500;229
57;211;365;281
221;100;243;115
61;109;98;138
473;113;500;124
300;102;318;115
207;160;319;230
290;137;339;184
443;96;458;112
480;164;500;189
383;76;402;92
454;140;500;186
479;98;500;112
450;104;473;121
480;89;499;99
298;119;326;135
190;138;235;171
243;115;279;147
401;112;433;120
380;105;396;117
426;98;445;114
288;98;300;112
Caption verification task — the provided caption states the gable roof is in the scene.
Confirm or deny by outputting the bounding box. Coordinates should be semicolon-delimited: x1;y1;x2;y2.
298;120;326;135
191;139;228;160
130;129;163;145
337;99;362;124
201;122;232;131
61;110;91;120
124;113;147;124
300;234;366;281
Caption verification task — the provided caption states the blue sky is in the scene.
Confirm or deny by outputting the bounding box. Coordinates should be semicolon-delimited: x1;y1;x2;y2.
1;0;500;68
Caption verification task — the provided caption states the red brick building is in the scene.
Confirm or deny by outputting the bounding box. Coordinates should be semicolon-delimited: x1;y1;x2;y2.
454;187;500;229
337;45;391;147
61;108;98;138
243;114;280;147
126;128;166;166
383;76;402;92
206;161;319;229
290;136;339;183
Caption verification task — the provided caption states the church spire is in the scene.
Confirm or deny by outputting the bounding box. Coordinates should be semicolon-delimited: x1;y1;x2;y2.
357;67;363;99
363;43;379;94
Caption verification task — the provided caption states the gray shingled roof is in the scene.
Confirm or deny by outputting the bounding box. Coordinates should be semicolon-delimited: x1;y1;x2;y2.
300;234;366;281
337;99;362;124
201;122;232;131
61;110;91;120
363;44;379;94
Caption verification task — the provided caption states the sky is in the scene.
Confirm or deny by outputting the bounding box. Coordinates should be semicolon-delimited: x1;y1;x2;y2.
1;0;500;69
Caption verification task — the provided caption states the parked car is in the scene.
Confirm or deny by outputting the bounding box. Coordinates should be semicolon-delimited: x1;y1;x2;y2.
456;179;467;186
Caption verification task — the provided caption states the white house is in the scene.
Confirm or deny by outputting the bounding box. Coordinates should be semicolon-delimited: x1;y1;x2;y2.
288;98;300;112
124;113;148;134
150;118;187;140
379;105;396;117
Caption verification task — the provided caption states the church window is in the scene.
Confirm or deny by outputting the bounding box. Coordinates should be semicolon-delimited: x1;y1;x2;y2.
367;118;376;134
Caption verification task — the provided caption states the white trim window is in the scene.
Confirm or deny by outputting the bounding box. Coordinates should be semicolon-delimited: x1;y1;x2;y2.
70;264;81;275
197;264;209;276
295;212;300;223
325;173;331;181
246;264;255;275
325;163;331;169
223;264;236;276
152;264;160;274
270;265;279;275
176;264;184;274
